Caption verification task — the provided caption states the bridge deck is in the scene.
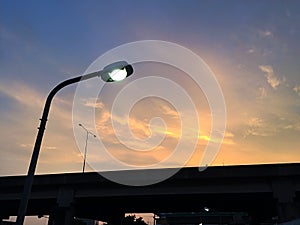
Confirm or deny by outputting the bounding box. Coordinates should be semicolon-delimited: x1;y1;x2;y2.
0;163;300;223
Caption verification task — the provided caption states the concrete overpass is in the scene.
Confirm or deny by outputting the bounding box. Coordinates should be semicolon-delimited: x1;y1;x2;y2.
0;163;300;225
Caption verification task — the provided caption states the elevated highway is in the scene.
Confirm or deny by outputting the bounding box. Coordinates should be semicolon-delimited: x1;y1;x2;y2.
0;163;300;224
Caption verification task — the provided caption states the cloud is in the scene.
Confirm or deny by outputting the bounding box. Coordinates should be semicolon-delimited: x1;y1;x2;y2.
83;98;104;109
293;85;300;96
222;131;236;145
244;117;274;137
243;113;300;138
0;80;44;107
160;104;179;118
259;65;282;89
95;107;181;151
198;131;235;146
96;109;152;139
247;48;255;54
259;30;273;38
257;87;267;99
0;80;81;175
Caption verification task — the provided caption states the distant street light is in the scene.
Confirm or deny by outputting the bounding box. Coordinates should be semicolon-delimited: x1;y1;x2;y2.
78;123;96;173
204;207;210;212
16;61;134;225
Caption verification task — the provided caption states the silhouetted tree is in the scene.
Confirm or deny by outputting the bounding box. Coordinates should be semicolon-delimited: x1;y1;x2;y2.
104;215;148;225
123;215;148;225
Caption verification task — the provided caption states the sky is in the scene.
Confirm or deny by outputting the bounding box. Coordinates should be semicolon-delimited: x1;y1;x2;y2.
1;0;300;223
1;0;300;174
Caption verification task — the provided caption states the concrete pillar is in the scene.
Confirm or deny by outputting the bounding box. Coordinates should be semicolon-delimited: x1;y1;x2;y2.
277;202;300;223
107;210;124;225
63;207;75;225
272;179;300;222
48;187;75;225
47;211;54;225
48;206;75;225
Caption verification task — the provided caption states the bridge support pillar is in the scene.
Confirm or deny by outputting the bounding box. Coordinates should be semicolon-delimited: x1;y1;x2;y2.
48;206;74;225
277;202;300;222
48;187;75;225
107;210;124;225
272;179;300;223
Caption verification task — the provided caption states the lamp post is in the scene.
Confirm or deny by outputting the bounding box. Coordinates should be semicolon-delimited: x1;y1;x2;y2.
78;123;96;173
16;61;134;225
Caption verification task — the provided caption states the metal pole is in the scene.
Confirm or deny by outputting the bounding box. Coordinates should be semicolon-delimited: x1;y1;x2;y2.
82;131;89;173
16;71;100;225
79;123;96;173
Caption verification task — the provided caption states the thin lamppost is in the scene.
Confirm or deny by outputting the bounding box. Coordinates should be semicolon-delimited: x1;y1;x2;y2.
16;61;134;225
78;123;96;173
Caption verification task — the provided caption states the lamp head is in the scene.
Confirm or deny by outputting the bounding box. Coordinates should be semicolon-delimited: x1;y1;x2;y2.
100;61;133;82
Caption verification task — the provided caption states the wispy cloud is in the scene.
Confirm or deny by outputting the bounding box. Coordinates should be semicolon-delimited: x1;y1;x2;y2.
244;117;275;137
259;65;282;89
96;107;179;143
0;80;44;107
257;87;267;99
160;104;179;118
83;98;104;109
259;29;273;38
244;113;300;138
0;80;81;175
247;48;255;54
293;85;300;96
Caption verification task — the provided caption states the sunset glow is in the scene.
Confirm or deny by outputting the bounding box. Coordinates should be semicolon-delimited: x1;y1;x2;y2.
1;1;300;178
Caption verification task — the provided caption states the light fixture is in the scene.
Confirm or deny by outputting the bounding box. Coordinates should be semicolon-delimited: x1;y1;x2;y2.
100;61;133;82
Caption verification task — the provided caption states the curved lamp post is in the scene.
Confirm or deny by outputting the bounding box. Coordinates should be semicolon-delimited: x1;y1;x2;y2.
78;123;96;173
16;61;134;225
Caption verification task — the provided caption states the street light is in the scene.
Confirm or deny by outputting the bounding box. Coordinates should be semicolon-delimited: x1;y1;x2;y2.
78;123;96;173
16;61;134;225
